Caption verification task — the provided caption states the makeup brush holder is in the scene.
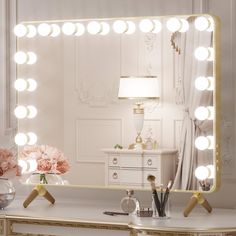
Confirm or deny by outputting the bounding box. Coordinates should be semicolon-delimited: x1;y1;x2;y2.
152;195;171;219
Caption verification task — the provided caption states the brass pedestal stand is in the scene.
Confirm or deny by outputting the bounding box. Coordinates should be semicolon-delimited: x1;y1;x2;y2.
23;185;55;208
183;192;212;217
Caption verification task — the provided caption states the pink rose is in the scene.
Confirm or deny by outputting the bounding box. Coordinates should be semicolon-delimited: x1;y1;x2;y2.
56;160;70;174
37;158;53;173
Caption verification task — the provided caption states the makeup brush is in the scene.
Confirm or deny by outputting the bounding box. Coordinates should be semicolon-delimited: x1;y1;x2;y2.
147;175;161;216
161;180;172;216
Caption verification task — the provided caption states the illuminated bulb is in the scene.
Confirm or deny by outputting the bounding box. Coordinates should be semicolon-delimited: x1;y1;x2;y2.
62;22;76;35
87;21;102;35
27;52;37;65
207;135;214;149
50;24;61;37
195;166;210;181
27;78;37;92
75;23;85;36
139;19;154;33
166;18;181;32
27;132;38;145
125;21;136;34
14;106;28;119
27;105;37;119
14;78;27;91
26;25;37;38
194;47;210;61
37;23;52;36
179;19;189;32
100;22;110;35
18;160;28;174
195;136;210;150
194;106;214;121
207;164;215;179
15;133;28;146
113;20;128;34
208;47;214;61
14;24;27;37
195;76;210;91
194;16;210;31
207;77;214;91
207;17;214;32
14;51;27;64
153;20;162;33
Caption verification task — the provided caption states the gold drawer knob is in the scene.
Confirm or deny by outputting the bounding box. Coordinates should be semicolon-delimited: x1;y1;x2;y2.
112;172;118;179
112;158;118;165
147;159;152;166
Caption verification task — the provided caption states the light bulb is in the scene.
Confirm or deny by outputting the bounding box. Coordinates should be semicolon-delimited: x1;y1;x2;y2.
87;21;102;35
14;106;28;119
125;21;136;34
28;159;37;172
27;105;37;118
207;77;214;91
37;23;52;36
18;160;28;174
195;166;210;181
166;18;181;32
139;19;154;33
179;19;189;32
194;106;213;121
27;52;37;65
207;17;214;32
194;47;210;61
14;78;27;91
153;20;162;33
208;47;214;61
26;25;37;38
27;132;38;145
50;24;61;37
14;24;27;37
15;133;28;146
206;164;215;179
195;136;210;150
100;22;110;35
62;22;76;35
14;51;27;64
27;78;37;92
113;20;128;34
194;16;210;31
75;23;85;36
195;76;210;91
207;135;214;149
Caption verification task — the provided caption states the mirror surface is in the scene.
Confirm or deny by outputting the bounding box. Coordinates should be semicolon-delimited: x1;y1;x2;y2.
15;14;220;192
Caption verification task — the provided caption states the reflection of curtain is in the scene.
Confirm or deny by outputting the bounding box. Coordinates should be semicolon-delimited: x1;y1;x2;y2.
172;21;213;190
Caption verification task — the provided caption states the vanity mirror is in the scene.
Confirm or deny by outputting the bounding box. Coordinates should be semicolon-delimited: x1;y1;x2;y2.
13;14;220;192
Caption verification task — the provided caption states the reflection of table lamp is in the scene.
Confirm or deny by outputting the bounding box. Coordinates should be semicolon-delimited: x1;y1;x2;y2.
118;76;160;149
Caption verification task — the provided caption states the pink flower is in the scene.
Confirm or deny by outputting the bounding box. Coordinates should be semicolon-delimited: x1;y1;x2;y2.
37;158;53;173
56;160;70;174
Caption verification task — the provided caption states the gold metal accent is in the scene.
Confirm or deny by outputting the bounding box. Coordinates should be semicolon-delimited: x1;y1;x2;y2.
0;219;4;235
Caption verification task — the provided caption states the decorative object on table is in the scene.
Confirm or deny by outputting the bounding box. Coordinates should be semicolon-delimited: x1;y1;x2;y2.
114;144;123;149
136;208;153;217
19;145;70;208
147;175;172;218
144;128;154;150
0;148;20;209
118;76;160;150
120;190;140;214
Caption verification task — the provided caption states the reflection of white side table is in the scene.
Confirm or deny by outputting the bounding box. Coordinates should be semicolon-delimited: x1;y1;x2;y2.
102;149;178;188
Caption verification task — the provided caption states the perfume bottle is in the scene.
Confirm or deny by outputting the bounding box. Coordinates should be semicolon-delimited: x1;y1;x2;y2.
120;190;140;215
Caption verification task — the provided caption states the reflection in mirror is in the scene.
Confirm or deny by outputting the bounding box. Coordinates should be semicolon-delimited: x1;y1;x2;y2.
14;15;220;192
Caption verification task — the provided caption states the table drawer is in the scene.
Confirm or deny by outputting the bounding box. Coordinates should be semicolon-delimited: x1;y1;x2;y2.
120;155;142;168
109;155;120;167
120;169;142;185
143;156;160;169
109;169;120;183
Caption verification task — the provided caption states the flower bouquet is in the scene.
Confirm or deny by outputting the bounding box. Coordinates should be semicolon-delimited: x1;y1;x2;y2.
20;145;70;184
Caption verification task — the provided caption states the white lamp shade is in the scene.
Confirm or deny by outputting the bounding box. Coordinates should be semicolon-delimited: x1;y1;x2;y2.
118;76;160;99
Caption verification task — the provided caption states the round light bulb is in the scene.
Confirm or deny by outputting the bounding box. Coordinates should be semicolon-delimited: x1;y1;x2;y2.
179;19;189;33
166;18;181;32
62;22;76;35
14;105;28;119
206;164;215;179
15;132;28;146
27;52;37;65
139;19;154;33
194;47;210;61
207;17;214;32
26;25;37;38
27;105;38;119
125;21;136;35
194;76;210;91
100;22;110;35
37;23;52;36
87;21;102;35
194;106;210;121
27;132;38;145
14;24;27;37
50;24;61;37
75;23;85;36
14;78;27;91
153;20;162;33
14;51;27;64
207;106;214;120
195;166;210;181
207;76;214;91
207;135;214;149
194;16;210;31
27;78;37;92
195;136;210;150
113;20;128;34
18;159;28;174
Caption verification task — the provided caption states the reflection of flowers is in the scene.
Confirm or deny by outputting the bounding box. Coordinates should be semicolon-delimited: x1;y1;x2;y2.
0;148;20;177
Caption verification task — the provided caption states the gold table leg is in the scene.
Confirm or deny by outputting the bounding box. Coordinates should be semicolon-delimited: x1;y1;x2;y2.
183;192;212;217
23;185;55;208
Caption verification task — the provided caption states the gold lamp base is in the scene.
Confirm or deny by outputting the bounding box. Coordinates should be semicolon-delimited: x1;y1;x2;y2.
23;184;55;208
183;192;212;217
